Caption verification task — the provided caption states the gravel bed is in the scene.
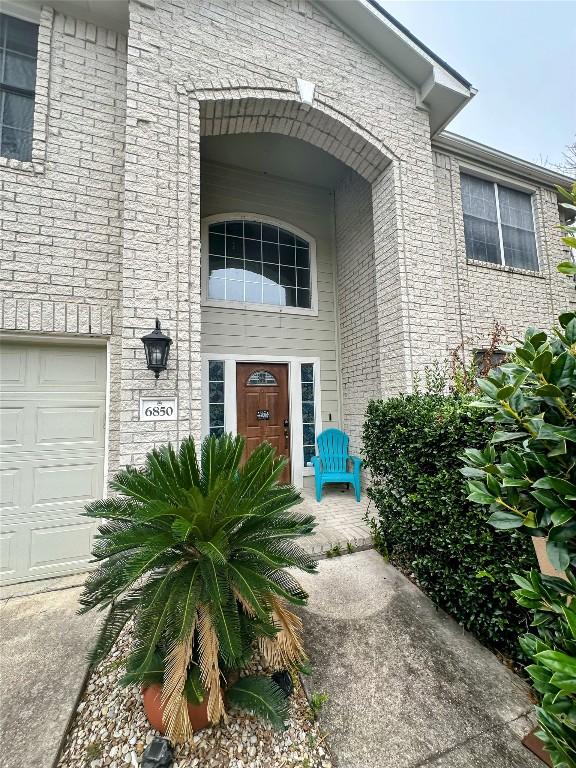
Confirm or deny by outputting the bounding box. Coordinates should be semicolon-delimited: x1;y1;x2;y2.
57;623;332;768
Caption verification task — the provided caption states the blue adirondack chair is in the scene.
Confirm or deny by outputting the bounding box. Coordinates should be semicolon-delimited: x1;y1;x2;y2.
310;428;362;502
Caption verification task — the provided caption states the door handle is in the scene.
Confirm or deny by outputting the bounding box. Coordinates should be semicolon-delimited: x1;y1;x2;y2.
283;420;289;444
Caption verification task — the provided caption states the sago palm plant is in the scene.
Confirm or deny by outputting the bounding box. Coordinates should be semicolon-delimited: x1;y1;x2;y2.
79;434;317;742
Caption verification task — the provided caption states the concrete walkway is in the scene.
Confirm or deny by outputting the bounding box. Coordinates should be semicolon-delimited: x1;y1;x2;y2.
300;486;372;556
0;580;104;768
297;550;541;768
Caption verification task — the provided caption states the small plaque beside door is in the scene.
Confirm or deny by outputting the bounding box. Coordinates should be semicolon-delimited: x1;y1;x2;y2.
140;396;178;421
256;409;270;420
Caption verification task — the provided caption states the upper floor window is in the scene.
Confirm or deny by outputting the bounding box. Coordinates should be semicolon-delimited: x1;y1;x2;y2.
0;13;38;161
461;173;539;271
205;218;314;312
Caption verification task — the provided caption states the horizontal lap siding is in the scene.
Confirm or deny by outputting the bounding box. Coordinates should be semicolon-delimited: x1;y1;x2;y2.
200;161;341;429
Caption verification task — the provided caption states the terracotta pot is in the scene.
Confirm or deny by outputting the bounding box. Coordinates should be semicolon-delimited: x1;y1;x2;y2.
142;684;210;734
531;536;568;580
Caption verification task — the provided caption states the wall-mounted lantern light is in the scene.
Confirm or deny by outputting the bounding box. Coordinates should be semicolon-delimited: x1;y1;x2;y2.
141;319;172;379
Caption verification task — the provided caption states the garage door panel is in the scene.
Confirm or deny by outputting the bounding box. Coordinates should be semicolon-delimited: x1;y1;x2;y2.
0;341;106;585
36;405;103;446
0;529;18;581
33;463;100;507
0;407;25;447
0;468;23;513
0;347;26;385
0;519;97;584
38;347;105;389
29;521;95;572
0;400;104;452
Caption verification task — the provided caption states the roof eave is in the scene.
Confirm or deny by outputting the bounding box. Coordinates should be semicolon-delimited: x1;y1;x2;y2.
314;0;475;135
434;131;576;191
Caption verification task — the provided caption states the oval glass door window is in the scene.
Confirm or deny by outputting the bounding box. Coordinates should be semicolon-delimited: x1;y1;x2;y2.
247;370;277;386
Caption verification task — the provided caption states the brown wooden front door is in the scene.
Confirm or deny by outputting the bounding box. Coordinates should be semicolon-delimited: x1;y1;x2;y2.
236;362;291;483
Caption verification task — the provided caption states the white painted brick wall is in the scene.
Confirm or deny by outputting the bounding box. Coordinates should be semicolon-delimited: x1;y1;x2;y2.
335;170;381;455
0;9;126;327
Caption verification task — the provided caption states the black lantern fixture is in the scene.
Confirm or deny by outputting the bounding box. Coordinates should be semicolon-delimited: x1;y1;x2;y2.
141;319;172;379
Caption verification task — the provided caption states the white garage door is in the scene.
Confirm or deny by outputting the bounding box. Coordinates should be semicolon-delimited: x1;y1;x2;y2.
0;341;106;585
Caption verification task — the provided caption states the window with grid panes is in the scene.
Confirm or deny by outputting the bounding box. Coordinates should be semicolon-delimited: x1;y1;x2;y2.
207;219;312;309
0;13;38;161
460;173;538;271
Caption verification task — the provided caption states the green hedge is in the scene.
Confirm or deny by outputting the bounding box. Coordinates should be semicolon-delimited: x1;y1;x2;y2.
363;393;536;661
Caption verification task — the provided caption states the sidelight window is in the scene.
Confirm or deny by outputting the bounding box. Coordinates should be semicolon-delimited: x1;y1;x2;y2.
301;363;316;466
208;360;225;436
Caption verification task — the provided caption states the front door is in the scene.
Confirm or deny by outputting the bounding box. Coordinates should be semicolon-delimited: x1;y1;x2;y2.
236;363;291;483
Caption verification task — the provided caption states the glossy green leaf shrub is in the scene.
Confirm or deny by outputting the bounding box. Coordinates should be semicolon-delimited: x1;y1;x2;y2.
461;315;576;571
557;182;576;275
514;570;576;766
363;394;535;660
461;191;576;766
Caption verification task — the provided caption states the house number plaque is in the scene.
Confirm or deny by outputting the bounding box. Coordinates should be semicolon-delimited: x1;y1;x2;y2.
256;410;270;420
140;396;178;421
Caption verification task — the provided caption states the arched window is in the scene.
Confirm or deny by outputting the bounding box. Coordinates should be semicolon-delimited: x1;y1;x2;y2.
247;370;277;386
203;217;314;311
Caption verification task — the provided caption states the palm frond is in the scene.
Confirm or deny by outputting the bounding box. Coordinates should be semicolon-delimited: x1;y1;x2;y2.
197;603;226;724
237;539;317;573
259;567;310;605
178;437;201;489
218;443;285;519
233;510;315;543
227;562;308;606
84;496;180;528
145;444;189;505
81;543;181;610
229;564;271;621
201;433;244;495
199;559;243;664
161;626;195;743
195;529;230;564
226;676;288;730
123;564;184;674
258;595;306;669
92;524;176;561
110;464;165;503
184;665;204;704
87;589;141;663
120;649;164;687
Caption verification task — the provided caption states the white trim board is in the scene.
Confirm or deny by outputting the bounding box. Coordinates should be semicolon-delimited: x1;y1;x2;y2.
201;353;323;488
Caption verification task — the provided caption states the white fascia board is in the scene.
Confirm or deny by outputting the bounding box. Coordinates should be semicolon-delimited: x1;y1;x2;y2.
313;0;474;134
434;131;576;190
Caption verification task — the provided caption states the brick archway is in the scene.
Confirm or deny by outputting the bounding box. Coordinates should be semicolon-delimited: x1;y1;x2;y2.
118;77;445;467
196;94;393;184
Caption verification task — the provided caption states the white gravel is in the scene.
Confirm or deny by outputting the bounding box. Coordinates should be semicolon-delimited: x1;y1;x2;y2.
57;623;332;768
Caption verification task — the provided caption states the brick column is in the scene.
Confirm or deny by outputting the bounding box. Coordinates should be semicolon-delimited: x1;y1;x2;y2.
371;162;411;396
372;154;448;396
117;2;201;468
